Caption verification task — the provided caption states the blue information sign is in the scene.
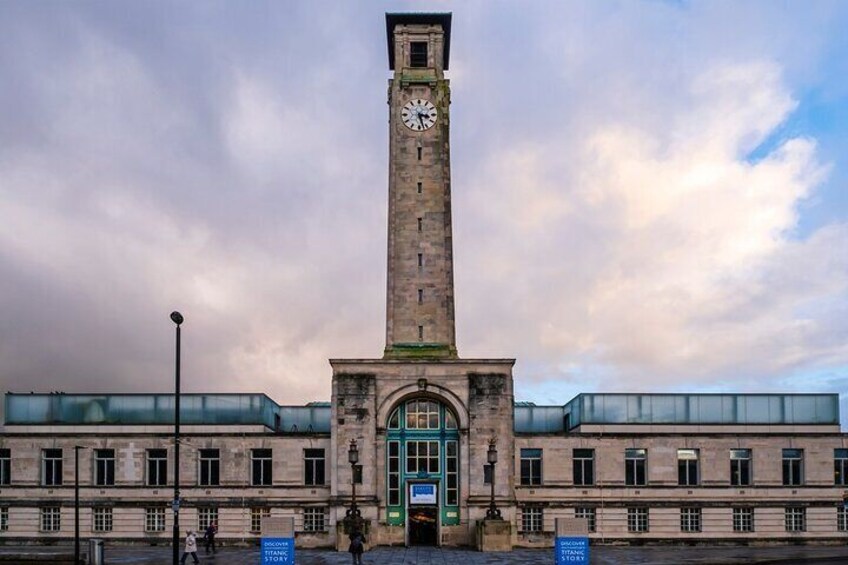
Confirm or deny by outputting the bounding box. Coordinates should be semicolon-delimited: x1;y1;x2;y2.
556;536;589;565
261;537;294;565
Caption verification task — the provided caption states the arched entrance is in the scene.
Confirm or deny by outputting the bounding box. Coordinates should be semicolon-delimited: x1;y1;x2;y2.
385;398;460;546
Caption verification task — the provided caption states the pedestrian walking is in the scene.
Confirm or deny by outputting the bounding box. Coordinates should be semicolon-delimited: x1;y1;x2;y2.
180;530;199;564
348;527;366;565
204;521;218;554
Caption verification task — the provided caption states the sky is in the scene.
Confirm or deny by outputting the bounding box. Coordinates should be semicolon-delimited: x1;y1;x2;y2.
1;1;847;423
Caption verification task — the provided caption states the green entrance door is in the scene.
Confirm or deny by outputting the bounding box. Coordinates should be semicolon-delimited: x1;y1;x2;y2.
385;398;460;540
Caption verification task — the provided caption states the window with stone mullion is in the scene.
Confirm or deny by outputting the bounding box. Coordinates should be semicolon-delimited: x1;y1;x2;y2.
42;449;63;486
199;449;220;487
251;449;272;486
0;449;10;486
835;449;848;485
147;449;167;487
520;449;542;486
782;449;804;486
94;449;115;486
304;449;325;486
573;449;594;486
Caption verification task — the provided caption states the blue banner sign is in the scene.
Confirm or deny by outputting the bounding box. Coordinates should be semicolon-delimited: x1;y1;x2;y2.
556;536;589;565
261;537;294;565
410;483;437;504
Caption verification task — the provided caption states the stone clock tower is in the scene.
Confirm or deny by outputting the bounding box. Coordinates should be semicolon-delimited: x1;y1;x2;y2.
384;13;457;359
330;13;516;547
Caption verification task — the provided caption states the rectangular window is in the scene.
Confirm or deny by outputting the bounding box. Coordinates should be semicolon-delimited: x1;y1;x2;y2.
418;289;423;303
625;448;647;486
627;507;649;533
250;508;270;534
785;507;806;532
145;508;166;532
198;508;218;532
418;325;424;341
42;449;63;486
304;449;325;486
387;441;400;506
406;441;439;475
0;507;7;532
92;507;113;532
147;449;167;487
839;506;848;532
730;449;752;486
521;507;543;533
782;449;804;486
303;507;327;532
483;463;493;485
573;449;594;486
251;449;272;486
40;507;61;532
410;41;428;68
835;449;848;485
733;507;755;532
0;449;10;485
680;507;701;533
417;253;423;267
677;449;699;486
417;181;423;194
445;440;458;506
520;448;542;486
94;449;115;486
199;449;220;486
574;507;596;532
417;217;423;232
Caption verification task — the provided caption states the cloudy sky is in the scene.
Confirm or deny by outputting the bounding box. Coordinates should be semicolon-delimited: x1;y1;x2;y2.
1;1;847;422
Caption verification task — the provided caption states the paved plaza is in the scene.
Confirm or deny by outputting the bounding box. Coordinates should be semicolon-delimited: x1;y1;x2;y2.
4;545;848;564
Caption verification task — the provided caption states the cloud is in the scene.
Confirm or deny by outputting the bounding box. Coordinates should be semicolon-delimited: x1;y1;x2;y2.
459;60;845;392
0;1;846;418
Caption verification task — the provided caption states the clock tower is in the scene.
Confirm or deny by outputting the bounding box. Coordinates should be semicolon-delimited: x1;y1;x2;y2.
384;13;457;359
329;14;515;546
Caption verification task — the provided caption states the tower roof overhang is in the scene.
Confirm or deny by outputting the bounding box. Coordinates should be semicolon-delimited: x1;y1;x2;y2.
386;12;452;70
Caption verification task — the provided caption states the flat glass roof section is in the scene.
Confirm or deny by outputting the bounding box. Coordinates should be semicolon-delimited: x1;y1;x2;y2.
514;393;839;432
4;393;331;432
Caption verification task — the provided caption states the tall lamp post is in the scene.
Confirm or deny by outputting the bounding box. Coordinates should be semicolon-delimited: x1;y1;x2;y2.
485;438;502;520
345;439;361;528
74;445;87;565
170;311;184;565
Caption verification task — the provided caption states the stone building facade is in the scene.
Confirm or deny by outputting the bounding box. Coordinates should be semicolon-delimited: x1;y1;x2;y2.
1;13;847;549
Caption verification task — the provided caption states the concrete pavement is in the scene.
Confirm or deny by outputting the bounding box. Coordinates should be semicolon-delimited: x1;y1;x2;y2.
3;544;848;564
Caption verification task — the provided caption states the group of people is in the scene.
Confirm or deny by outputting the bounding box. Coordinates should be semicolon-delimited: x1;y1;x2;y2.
179;520;368;564
180;522;218;564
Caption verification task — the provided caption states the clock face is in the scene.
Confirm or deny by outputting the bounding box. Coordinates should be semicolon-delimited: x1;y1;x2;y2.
401;99;437;131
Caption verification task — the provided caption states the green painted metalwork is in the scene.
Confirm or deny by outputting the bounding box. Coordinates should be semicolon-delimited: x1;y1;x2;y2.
385;398;460;527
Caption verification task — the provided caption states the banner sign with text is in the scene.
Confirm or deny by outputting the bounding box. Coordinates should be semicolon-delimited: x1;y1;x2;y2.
261;537;294;565
555;536;589;565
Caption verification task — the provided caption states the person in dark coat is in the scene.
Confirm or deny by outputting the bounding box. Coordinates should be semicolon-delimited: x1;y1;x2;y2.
204;521;217;554
348;528;366;565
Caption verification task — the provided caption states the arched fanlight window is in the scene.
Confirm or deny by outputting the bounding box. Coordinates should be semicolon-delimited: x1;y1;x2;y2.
388;407;400;429
445;408;457;429
385;398;459;430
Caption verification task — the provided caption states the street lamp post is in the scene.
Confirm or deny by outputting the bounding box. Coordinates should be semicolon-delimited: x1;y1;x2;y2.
485;438;502;520
345;439;361;528
74;445;86;565
170;311;184;565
